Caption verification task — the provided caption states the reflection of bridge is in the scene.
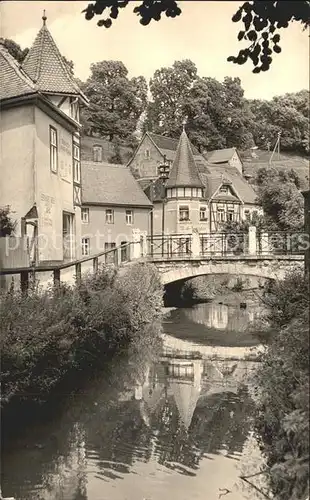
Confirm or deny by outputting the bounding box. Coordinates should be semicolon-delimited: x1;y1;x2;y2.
1;229;305;290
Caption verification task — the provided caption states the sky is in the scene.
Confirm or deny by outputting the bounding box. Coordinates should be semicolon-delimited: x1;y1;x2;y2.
1;1;309;100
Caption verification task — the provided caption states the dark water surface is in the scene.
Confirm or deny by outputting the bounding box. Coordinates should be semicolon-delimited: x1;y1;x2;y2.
1;303;268;500
163;301;265;346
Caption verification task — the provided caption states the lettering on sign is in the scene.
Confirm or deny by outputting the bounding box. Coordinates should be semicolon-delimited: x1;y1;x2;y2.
60;137;71;156
40;193;55;227
59;135;72;181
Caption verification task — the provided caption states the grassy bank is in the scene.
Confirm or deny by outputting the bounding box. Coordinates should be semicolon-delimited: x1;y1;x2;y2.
254;269;309;500
0;263;163;416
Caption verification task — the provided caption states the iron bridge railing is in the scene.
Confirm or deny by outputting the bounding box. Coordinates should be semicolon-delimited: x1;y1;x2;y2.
147;234;192;258
200;232;248;257
256;231;306;255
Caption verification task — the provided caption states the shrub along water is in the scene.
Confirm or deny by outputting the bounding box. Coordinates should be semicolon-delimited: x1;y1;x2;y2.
254;269;309;500
0;263;163;416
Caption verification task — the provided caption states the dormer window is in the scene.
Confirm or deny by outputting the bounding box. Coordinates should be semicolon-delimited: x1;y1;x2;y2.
220;185;228;194
93;145;103;162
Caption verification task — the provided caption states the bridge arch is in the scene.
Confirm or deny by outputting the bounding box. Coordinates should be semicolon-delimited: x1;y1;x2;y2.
153;259;303;285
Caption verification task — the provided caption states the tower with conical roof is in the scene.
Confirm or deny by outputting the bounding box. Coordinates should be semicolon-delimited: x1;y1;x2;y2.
162;125;207;234
22;11;88;119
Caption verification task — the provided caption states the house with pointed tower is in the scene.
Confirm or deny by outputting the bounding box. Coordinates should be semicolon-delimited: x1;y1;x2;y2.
137;127;261;235
0;12;88;264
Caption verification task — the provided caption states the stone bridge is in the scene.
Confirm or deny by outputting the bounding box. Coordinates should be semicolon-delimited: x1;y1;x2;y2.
1;228;305;291
147;255;304;285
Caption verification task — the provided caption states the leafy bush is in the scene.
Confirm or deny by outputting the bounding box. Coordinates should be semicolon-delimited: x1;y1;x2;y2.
262;268;308;329
254;269;309;500
0;263;163;409
0;205;16;236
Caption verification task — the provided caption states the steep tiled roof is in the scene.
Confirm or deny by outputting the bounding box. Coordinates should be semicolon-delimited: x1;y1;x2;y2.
82;161;152;206
166;130;204;188
202;163;258;204
0;44;37;100
148;132;200;156
22;21;86;100
207;148;236;164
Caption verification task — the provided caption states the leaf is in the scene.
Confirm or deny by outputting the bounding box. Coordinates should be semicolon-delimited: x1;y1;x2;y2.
232;8;242;22
238;30;245;40
243;12;252;31
273;44;282;53
272;33;281;43
247;29;258;41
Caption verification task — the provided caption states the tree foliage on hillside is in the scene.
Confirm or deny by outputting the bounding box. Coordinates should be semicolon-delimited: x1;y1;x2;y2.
146;62;256;151
146;59;309;154
255;166;305;230
249;91;310;154
81;60;148;141
146;59;197;139
83;1;310;71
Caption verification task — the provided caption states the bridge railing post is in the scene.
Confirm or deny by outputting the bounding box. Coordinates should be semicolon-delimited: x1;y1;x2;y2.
131;228;142;260
248;226;257;255
191;229;200;258
140;230;147;257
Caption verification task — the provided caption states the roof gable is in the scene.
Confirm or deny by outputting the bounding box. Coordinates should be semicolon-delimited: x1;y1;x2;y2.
166;130;204;188
204;164;258;204
22;20;86;100
82;161;152;206
207;148;236;164
0;44;37;100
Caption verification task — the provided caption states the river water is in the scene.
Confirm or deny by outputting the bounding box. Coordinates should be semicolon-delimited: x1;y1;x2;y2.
1;301;269;500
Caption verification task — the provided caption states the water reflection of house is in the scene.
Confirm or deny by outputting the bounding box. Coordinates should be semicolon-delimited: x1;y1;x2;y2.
135;356;204;432
185;303;229;330
183;302;260;332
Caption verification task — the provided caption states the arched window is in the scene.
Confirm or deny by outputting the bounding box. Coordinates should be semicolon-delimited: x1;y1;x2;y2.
93;145;103;162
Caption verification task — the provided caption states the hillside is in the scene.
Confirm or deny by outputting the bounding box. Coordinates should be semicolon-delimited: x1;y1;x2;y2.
240;149;309;189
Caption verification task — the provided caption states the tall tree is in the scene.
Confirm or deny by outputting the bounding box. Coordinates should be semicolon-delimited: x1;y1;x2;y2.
1;38;29;63
81;60;147;142
147;59;197;137
249;91;309;154
148;68;255;152
83;1;310;72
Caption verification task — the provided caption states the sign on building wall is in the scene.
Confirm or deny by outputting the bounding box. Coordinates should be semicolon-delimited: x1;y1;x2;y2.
40;193;55;227
59;136;72;181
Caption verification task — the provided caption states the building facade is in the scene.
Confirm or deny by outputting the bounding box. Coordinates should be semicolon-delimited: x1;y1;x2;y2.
81;162;152;257
132;129;262;235
0;15;88;264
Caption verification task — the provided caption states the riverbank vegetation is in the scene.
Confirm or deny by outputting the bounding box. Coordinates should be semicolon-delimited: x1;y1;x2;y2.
0;263;163;417
254;269;309;500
